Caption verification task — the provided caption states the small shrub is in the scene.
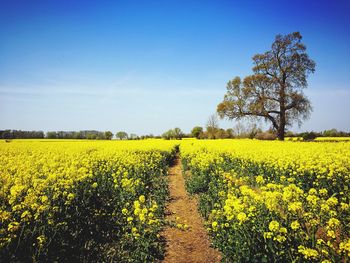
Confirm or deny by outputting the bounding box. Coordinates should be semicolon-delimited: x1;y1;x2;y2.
301;132;317;141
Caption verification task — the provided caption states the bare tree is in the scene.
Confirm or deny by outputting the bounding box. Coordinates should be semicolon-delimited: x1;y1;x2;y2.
206;114;219;139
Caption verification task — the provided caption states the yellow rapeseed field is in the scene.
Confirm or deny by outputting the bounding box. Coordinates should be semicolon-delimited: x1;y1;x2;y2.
0;139;177;262
180;139;350;262
1;139;349;262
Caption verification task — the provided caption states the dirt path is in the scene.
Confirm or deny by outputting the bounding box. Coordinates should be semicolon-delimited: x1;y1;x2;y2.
161;156;221;263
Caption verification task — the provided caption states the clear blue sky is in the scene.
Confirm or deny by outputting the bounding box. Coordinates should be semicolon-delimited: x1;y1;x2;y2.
1;0;350;135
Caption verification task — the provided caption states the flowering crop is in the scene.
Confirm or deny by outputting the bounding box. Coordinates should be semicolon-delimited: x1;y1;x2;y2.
0;140;177;262
180;139;350;262
2;138;349;262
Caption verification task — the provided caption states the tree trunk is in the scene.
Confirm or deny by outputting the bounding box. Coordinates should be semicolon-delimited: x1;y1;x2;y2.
277;81;286;141
277;125;285;140
277;111;285;140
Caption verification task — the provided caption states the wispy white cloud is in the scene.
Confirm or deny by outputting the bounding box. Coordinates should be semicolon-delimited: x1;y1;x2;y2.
0;83;223;98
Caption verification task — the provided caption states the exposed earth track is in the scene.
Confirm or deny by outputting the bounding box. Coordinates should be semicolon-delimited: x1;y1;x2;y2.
161;156;221;263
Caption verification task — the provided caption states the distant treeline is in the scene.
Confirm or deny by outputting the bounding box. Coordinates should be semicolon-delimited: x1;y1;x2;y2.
0;130;45;139
46;130;114;140
0;130;113;140
1;128;349;140
290;129;350;138
0;129;158;140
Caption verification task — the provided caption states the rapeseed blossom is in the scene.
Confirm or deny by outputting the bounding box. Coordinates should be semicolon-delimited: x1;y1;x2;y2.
180;139;350;262
0;139;177;261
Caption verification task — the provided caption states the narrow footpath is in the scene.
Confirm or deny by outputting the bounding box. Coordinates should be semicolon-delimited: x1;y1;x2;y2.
161;156;221;263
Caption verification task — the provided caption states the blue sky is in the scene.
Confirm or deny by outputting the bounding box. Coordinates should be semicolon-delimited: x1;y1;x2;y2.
1;0;349;135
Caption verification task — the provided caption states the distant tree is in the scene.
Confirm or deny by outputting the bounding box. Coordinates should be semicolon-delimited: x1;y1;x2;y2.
173;127;184;140
226;128;234;138
46;131;57;139
191;126;203;139
322;128;338;137
199;131;208;139
301;131;317;141
162;129;174;140
162;128;184;140
0;130;12;139
129;133;139;140
116;131;128;140
248;123;262;139
285;131;295;137
217;32;315;140
232;122;247;138
72;131;84;139
206;114;219;139
86;133;97;140
104;131;113;140
215;128;228;139
141;134;155;139
97;132;106;140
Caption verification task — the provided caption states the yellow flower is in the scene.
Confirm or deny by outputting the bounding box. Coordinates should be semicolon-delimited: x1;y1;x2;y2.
327;230;336;239
67;193;75;201
256;175;265;184
273;235;286;243
290;220;300;230
269;220;279;232
319;188;328;196
321;203;330;212
133;207;140;215
339;239;350;257
308;188;317;195
340;202;349;211
8;222;20;232
36;235;46;247
237;212;247;223
287;201;302;213
41;195;49;203
211;221;218;231
326;197;338;207
298;245;318;259
279;227;287;234
327;218;340;228
306;194;319;206
21;211;32;221
139;213;146;222
263;232;273;239
139;195;145;203
133;200;141;208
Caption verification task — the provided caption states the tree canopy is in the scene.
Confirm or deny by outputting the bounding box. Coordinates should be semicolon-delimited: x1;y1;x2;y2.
191;126;203;139
116;131;128;140
104;131;113;140
217;32;315;140
162;128;184;140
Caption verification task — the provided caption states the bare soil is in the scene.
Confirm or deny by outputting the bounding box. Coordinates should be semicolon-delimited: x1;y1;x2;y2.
160;156;221;263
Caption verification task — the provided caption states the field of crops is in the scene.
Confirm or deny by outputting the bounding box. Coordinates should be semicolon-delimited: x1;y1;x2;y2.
286;137;350;142
181;140;350;262
0;140;177;262
1;139;350;262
